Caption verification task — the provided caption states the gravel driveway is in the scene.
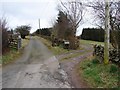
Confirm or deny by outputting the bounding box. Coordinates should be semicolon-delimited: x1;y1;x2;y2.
2;37;72;88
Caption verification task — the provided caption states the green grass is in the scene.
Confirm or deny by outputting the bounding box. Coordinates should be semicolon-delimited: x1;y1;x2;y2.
38;36;70;55
2;49;21;65
77;57;119;88
22;37;30;47
1;37;30;65
52;46;69;55
80;39;113;48
0;56;2;67
80;39;104;46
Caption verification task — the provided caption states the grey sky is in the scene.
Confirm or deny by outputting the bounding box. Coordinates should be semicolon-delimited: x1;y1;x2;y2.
0;0;97;35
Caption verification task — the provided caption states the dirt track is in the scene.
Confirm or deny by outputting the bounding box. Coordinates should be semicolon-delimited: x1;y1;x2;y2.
57;44;93;88
2;37;72;88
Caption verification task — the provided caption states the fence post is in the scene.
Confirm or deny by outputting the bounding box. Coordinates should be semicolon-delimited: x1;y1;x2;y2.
17;35;22;50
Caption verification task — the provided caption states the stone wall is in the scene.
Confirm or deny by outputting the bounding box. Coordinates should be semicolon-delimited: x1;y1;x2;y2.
93;45;120;65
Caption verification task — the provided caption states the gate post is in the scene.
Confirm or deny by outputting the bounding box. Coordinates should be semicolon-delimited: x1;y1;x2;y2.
17;34;22;50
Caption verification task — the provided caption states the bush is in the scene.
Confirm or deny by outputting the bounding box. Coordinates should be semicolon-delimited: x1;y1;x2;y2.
15;25;31;39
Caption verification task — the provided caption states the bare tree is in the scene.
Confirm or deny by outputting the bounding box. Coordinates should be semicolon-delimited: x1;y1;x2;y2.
60;0;84;35
88;0;119;28
0;18;9;53
58;0;84;49
110;1;120;51
88;0;120;63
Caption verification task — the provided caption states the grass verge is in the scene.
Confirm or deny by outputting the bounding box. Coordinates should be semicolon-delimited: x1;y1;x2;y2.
1;37;30;65
2;49;21;65
77;56;119;88
38;36;70;55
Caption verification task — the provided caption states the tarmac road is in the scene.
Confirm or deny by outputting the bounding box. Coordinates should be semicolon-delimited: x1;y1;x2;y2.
2;37;72;88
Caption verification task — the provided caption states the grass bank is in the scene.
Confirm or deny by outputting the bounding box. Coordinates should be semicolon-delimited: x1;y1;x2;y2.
2;36;30;65
77;56;119;88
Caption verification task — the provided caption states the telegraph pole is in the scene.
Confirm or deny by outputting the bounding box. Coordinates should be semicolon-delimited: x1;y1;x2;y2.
38;19;41;35
104;0;110;64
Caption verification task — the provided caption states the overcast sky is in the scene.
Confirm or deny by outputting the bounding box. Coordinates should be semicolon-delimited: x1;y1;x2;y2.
0;0;98;35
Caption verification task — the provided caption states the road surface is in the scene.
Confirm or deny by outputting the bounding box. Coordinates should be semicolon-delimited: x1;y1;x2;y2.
2;37;72;88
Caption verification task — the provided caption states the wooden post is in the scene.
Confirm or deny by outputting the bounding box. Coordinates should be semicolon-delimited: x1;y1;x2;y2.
104;0;110;64
17;34;21;50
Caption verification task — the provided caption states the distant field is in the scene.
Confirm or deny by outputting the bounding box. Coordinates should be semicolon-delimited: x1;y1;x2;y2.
80;39;104;46
80;39;113;48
